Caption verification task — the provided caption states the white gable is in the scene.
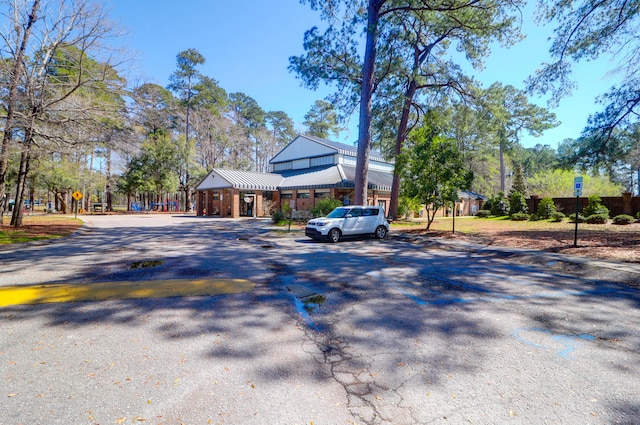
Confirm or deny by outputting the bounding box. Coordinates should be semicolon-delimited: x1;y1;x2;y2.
195;170;233;190
270;135;338;163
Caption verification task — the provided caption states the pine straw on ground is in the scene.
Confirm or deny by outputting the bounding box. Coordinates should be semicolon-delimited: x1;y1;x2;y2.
403;227;640;263
0;215;82;243
9;222;82;237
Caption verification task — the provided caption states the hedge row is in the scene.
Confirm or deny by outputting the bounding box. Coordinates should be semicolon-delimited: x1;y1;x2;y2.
475;211;639;225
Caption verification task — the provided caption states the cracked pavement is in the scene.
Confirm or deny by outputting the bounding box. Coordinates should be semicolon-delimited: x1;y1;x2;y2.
1;214;639;424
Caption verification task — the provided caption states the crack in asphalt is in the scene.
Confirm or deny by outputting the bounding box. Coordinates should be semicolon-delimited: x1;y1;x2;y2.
267;259;418;425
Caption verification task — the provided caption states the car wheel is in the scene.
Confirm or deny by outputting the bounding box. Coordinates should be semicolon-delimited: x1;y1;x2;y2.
374;225;387;239
328;228;341;243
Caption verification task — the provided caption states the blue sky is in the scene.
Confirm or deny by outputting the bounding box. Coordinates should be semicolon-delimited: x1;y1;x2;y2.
107;0;622;149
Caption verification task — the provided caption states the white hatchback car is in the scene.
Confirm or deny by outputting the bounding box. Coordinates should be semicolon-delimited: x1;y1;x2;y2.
305;206;390;242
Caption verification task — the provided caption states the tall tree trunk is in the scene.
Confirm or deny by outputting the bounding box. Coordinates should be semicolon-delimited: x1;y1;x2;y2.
10;145;32;227
388;37;442;219
499;136;506;193
389;79;418;219
0;0;40;219
87;151;94;212
354;0;383;205
29;184;35;214
185;74;193;212
106;145;113;211
55;192;68;214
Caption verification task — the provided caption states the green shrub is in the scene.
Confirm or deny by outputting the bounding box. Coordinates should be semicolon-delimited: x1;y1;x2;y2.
537;197;556;219
490;192;510;216
311;198;342;217
583;195;609;217
475;209;491;218
510;212;530;221
271;209;286;224
550;212;566;222
585;213;608;224
482;198;493;213
398;196;423;219
529;213;540;221
612;214;634;225
508;191;528;215
568;213;585;223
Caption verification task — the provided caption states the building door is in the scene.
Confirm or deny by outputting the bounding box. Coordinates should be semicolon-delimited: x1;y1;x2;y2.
240;192;255;217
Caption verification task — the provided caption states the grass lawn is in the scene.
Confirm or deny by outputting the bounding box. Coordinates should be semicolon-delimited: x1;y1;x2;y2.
394;215;640;234
0;214;83;245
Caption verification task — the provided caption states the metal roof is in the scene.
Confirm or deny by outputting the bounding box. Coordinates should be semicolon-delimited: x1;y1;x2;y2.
196;168;284;191
339;166;394;191
278;165;393;191
278;165;346;190
270;134;390;164
197;164;394;192
458;190;488;200
301;134;389;163
196;165;483;198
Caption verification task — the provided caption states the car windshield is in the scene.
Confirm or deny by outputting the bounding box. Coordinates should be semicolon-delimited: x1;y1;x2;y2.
326;207;350;218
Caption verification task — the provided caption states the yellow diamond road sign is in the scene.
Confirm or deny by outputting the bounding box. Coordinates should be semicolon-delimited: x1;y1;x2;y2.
72;191;83;201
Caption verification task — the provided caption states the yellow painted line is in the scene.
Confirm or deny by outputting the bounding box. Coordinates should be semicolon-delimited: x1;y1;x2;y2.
0;279;255;307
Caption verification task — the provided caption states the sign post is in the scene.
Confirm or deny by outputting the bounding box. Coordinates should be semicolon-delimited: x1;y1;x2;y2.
72;191;83;219
452;201;456;234
573;176;583;247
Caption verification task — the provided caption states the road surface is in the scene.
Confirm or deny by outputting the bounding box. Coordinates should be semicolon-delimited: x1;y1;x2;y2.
1;214;639;424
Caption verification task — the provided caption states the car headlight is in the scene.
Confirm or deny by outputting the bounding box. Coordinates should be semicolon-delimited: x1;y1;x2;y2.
315;221;329;226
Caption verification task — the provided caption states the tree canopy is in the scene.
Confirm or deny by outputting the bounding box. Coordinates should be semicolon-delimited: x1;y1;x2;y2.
529;0;640;149
303;100;342;139
398;111;472;229
3;0;638;227
292;0;527;212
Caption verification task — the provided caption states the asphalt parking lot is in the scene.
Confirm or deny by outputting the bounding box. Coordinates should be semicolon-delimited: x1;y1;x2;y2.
1;214;639;424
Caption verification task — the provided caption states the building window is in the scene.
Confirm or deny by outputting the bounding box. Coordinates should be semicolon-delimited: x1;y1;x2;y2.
273;162;292;172
297;192;310;199
342;155;357;167
315;191;329;198
369;160;395;172
292;158;310;169
281;193;292;199
310;155;334;167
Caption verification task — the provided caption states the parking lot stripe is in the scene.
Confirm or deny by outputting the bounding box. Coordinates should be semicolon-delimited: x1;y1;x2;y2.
0;279;255;307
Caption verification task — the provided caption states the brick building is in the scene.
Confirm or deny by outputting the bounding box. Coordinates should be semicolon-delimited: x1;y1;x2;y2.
195;134;394;218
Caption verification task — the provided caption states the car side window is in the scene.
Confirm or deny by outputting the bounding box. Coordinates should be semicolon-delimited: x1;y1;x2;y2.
365;208;379;216
348;208;361;217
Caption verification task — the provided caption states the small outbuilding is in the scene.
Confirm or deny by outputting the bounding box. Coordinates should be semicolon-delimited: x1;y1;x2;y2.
457;190;488;216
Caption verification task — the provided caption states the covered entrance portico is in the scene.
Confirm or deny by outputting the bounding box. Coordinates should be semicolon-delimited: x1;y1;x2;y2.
197;189;275;218
195;169;283;218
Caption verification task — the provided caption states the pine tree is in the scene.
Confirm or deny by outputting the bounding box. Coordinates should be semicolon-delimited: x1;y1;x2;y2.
511;163;527;196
